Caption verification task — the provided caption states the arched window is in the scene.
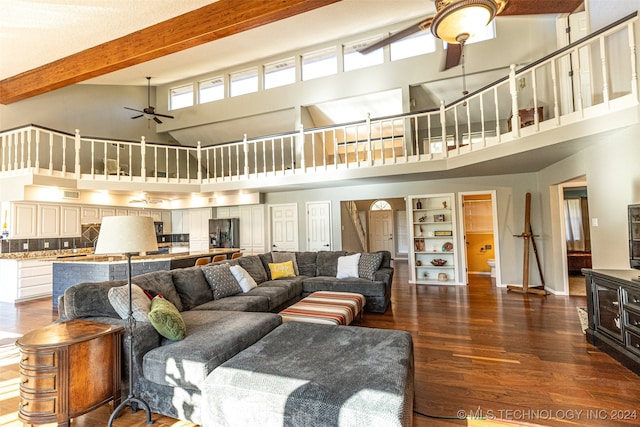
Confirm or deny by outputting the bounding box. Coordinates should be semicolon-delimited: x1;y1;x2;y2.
371;200;391;211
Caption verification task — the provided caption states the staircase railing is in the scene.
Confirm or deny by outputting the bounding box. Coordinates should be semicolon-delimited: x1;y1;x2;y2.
0;12;637;184
346;201;367;252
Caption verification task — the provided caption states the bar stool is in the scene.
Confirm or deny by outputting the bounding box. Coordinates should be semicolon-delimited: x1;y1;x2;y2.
212;254;227;262
195;257;211;266
231;252;243;259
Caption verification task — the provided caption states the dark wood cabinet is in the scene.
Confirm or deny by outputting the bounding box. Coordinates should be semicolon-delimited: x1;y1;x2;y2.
15;319;123;426
584;269;640;374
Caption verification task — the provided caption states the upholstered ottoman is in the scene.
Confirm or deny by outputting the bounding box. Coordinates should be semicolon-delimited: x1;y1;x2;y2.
201;322;414;427
279;291;366;325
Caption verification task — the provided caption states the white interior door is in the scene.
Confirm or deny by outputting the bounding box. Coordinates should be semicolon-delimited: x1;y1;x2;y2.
369;210;394;255
307;201;332;251
270;203;298;252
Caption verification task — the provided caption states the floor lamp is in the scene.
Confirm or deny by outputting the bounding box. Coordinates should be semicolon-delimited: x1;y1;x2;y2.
95;216;158;426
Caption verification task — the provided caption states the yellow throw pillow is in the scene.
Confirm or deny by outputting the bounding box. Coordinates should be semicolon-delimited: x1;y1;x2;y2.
269;261;296;279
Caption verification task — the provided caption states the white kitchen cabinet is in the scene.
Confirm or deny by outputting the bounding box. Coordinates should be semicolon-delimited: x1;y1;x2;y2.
37;204;60;237
189;208;212;251
127;209;139;216
172;210;190;234
150;210;163;222
0;259;53;303
239;205;265;255
216;206;240;219
100;207;116;219
11;202;37;238
116;208;129;216
81;206;100;223
60;205;81;237
162;210;172;234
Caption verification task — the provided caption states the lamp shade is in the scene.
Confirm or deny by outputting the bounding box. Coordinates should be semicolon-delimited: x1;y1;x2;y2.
95;216;158;255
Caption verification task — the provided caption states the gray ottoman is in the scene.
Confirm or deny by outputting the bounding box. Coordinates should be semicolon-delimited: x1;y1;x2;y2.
202;322;414;427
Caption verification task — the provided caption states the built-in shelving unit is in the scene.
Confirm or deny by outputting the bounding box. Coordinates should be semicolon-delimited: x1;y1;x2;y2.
407;193;458;285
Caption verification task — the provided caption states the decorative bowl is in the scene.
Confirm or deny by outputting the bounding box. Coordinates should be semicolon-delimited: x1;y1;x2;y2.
431;258;447;266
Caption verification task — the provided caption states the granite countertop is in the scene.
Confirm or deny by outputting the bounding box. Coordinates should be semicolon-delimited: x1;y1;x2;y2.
51;247;241;263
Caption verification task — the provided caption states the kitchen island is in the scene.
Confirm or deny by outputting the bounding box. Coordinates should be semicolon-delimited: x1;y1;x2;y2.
51;248;240;309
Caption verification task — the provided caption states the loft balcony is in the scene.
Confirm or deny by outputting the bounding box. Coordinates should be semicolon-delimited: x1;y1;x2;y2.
1;12;638;198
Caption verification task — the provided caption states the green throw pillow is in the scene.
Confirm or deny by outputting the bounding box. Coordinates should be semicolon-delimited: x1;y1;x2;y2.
147;296;186;341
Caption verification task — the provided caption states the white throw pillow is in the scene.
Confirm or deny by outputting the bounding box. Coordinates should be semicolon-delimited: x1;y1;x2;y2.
108;283;151;322
336;253;361;279
229;265;258;292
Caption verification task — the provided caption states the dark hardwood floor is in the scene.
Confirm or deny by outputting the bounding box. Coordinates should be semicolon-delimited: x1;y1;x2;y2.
1;260;639;426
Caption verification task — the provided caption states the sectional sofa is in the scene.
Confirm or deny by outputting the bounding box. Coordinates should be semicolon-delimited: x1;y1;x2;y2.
57;250;394;424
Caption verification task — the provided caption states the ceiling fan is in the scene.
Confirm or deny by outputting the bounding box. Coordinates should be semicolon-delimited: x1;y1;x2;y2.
359;0;584;70
124;77;174;124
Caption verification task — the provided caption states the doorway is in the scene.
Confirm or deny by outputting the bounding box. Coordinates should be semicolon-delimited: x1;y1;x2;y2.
369;200;394;257
459;191;500;285
561;181;591;296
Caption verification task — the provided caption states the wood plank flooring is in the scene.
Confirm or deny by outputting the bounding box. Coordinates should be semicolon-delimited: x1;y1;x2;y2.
1;260;639;426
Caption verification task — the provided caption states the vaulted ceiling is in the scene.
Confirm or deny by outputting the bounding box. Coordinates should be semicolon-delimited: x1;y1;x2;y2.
1;0;583;105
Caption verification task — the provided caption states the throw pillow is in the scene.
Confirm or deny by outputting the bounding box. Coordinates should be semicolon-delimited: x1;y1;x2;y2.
269;261;296;279
202;263;243;299
336;253;361;279
229;265;258;292
147;296;186;341
108;283;151;322
272;252;299;275
359;252;384;281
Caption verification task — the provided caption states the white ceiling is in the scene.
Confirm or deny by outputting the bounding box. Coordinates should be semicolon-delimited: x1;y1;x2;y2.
1;0;435;86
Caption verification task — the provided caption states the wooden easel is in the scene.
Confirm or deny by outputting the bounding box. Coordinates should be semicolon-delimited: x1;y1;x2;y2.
507;192;549;296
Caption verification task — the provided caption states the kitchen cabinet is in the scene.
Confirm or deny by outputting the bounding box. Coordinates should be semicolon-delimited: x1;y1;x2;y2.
0;259;53;303
115;208;128;216
239;205;265;255
60;205;81;237
80;206;100;223
162;210;172;233
407;193;459;285
172;210;190;234
216;206;240;219
37;204;60;237
189;208;212;252
11;202;37;238
99;207;116;219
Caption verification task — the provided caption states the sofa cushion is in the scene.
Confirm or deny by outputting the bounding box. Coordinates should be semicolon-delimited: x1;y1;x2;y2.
237;255;269;284
171;266;213;311
268;261;296;279
142;310;282;389
258;252;274;279
378;250;392;268
229;265;257;292
147;296;186;341
336;253;361;279
202;263;243;299
359;252;384;281
316;251;346;277
63;279;126;319
271;251;299;275
192;295;269;312
245;285;291;311
302;277;387;298
133;271;183;312
295;251;318;276
108;283;150;322
259;277;304;300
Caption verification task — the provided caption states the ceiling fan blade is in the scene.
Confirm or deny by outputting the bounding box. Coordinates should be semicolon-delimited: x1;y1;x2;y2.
499;0;583;16
153;112;175;119
124;107;144;113
153;116;162;124
443;43;463;71
359;17;433;55
130;114;143;119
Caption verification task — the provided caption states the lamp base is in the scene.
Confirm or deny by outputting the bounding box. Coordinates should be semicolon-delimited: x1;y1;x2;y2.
108;395;153;426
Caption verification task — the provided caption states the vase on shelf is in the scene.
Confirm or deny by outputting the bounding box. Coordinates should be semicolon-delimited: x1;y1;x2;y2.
416;200;422;209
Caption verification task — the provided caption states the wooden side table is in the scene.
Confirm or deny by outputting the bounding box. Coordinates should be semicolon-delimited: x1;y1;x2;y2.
16;319;124;426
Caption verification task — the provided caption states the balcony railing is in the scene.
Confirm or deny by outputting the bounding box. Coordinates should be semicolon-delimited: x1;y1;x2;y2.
1;12;638;186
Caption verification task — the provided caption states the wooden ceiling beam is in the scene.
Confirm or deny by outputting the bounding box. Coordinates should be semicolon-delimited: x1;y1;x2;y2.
0;0;341;105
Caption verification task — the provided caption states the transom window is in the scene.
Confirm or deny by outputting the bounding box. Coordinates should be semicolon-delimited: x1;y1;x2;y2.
302;47;337;81
199;77;224;104
371;200;392;211
169;84;193;110
230;68;258;97
264;57;296;89
343;36;383;72
390;31;436;61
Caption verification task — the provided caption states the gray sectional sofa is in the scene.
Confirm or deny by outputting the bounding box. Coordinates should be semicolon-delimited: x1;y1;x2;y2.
57;250;393;424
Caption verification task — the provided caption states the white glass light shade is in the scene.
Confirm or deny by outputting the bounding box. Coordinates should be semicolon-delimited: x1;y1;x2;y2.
432;0;497;44
95;216;158;255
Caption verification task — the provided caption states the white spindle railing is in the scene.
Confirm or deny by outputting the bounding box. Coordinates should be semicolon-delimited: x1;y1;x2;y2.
0;12;637;186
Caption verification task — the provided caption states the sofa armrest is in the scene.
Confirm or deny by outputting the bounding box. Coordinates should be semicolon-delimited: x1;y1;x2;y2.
374;267;394;286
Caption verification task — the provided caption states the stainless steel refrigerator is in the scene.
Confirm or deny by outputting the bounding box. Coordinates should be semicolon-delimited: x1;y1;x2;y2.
209;218;240;248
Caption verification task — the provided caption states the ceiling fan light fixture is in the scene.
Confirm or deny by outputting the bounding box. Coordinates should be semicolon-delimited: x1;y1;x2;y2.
431;0;498;44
